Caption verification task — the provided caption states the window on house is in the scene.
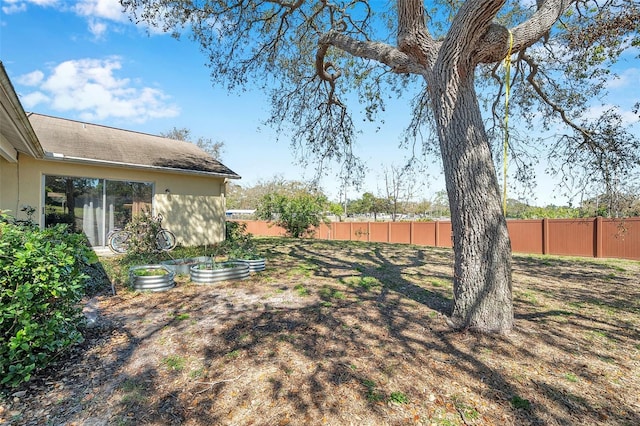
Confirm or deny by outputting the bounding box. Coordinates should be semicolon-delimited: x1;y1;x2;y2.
44;176;153;246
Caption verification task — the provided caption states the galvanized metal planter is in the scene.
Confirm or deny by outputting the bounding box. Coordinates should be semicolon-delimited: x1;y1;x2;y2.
161;256;211;275
232;258;266;273
190;261;250;284
129;265;175;292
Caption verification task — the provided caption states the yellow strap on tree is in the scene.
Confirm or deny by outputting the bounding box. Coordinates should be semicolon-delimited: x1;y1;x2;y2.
503;29;514;216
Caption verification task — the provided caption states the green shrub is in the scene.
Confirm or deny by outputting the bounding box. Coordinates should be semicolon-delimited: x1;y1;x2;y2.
0;213;92;387
224;221;261;259
123;209;164;257
255;191;329;238
225;221;250;243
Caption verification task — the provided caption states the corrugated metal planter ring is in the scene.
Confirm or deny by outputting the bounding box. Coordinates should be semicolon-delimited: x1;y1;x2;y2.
232;258;266;273
129;265;176;292
190;261;250;284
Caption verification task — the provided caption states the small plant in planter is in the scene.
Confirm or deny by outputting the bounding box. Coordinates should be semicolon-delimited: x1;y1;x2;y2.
228;246;263;260
132;268;169;276
196;261;235;269
228;247;265;272
129;265;175;291
223;223;265;272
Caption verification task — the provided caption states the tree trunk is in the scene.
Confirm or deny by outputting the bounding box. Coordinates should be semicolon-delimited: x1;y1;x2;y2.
428;71;514;334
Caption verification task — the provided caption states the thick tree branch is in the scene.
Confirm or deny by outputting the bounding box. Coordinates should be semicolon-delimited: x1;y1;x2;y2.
443;0;507;68
397;0;437;66
317;30;426;75
510;0;575;51
473;0;574;65
315;42;344;107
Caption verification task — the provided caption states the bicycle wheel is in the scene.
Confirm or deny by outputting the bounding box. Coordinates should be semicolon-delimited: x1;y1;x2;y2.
156;229;177;251
108;230;131;254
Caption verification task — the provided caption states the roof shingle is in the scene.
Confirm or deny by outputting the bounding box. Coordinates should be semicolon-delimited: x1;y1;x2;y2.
28;113;240;179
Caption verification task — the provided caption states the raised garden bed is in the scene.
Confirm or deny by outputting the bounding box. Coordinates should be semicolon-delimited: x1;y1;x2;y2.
231;257;266;273
190;261;250;284
129;265;175;292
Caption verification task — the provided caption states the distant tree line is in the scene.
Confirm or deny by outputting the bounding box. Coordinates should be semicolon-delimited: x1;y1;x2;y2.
228;177;640;221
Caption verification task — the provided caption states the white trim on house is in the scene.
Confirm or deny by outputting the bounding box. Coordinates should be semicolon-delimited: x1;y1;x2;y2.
0;135;18;162
42;151;240;179
0;62;43;160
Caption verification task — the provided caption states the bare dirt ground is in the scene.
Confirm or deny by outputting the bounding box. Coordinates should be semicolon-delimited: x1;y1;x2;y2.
1;238;639;426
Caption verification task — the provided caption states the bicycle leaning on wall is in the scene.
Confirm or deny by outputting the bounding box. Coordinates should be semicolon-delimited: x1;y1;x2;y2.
107;213;176;254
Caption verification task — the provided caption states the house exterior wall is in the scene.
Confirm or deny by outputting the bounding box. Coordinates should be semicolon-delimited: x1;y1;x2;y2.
0;156;20;218
10;155;227;246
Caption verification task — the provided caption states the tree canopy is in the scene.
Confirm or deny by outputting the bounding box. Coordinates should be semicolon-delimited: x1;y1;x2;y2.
226;176;318;210
124;0;638;194
160;126;225;160
123;0;639;334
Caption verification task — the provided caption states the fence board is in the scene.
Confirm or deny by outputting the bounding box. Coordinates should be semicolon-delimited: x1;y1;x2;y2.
314;223;332;240
438;222;453;248
412;222;436;246
351;222;369;241
547;219;595;257
369;222;390;243
332;222;351;241
390;222;411;244
507;220;543;254
601;218;640;260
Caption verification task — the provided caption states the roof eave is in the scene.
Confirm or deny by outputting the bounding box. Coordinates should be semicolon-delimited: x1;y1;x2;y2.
43;152;241;180
0;63;44;159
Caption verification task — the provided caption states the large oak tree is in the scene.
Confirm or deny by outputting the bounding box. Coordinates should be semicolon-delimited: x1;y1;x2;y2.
122;0;639;333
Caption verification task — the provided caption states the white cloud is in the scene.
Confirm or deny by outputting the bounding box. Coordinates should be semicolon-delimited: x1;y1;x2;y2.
16;70;44;86
606;67;640;90
20;91;50;108
2;2;27;14
88;18;108;38
17;58;180;123
3;0;129;37
74;0;128;22
1;0;57;14
74;0;130;39
4;0;163;38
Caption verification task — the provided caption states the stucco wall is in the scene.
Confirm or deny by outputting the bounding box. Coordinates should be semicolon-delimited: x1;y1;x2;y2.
156;194;225;246
10;156;227;246
0;157;20;217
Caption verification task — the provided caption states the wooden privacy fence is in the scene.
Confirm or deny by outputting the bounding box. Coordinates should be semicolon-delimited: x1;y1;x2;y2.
230;217;640;261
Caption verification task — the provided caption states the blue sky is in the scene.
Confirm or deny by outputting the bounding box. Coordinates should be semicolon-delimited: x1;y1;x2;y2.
1;0;638;207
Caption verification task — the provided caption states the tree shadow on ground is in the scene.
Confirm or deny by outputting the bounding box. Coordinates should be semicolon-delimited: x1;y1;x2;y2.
6;239;639;426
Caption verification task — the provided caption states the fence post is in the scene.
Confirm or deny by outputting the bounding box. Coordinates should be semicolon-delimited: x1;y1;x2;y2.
367;222;371;242
388;221;391;243
410;221;414;245
542;218;549;255
435;220;440;247
595;216;603;258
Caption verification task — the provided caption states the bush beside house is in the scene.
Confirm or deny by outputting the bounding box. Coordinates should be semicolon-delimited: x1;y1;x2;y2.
0;212;95;387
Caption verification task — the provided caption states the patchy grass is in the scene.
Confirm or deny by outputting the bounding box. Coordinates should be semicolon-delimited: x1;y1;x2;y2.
161;355;186;371
3;238;640;426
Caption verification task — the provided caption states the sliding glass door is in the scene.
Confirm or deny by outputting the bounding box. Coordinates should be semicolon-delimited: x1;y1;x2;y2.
44;176;153;246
